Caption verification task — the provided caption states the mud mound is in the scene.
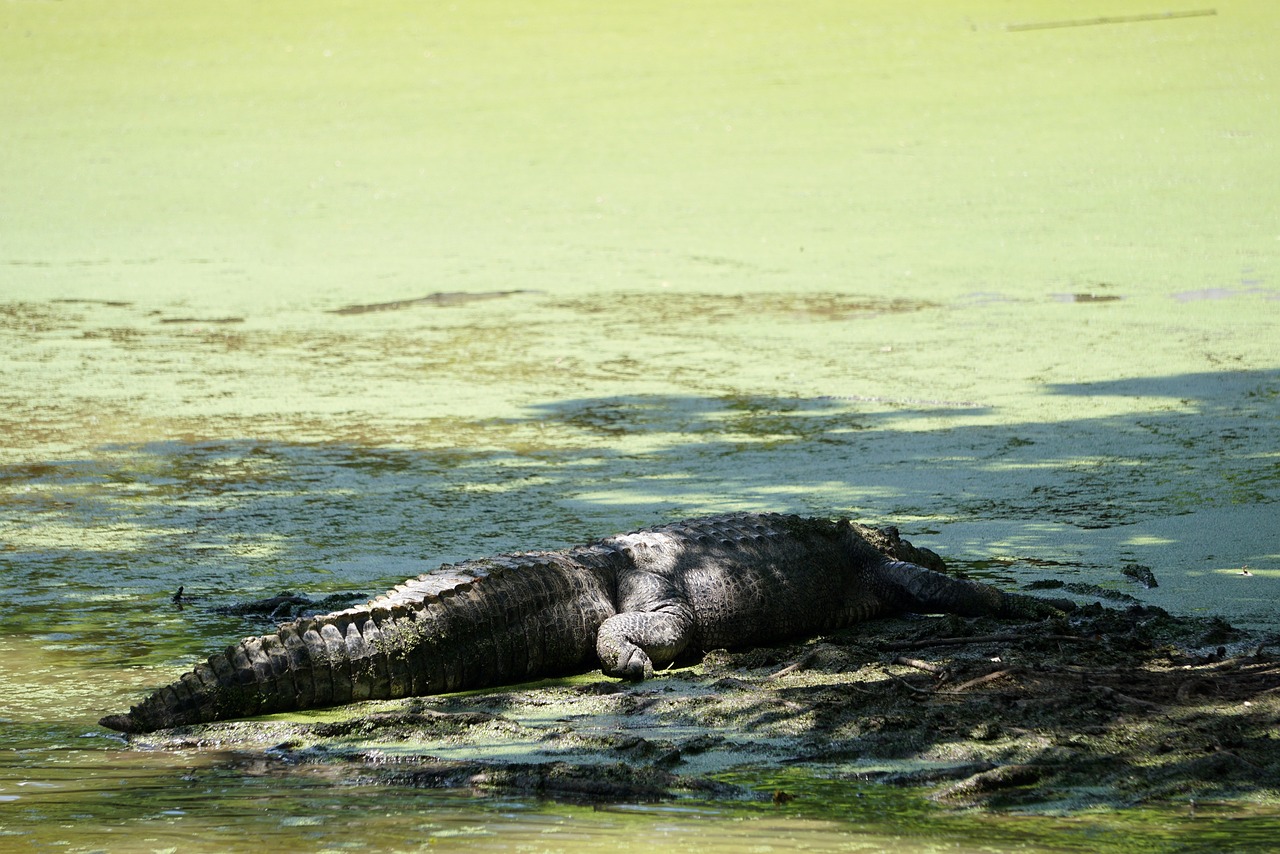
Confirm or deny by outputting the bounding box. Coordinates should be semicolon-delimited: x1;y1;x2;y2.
126;605;1280;810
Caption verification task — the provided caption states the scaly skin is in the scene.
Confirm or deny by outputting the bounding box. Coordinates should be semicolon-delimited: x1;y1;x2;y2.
99;513;1064;733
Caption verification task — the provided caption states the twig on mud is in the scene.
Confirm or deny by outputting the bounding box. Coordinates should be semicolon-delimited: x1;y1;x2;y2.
893;656;946;676
882;633;1092;651
886;673;942;697
949;668;1022;693
766;654;879;694
767;650;819;680
841;682;879;696
884;668;1020;698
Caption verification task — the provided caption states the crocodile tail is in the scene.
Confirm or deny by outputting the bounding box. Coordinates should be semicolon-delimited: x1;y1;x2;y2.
872;559;1071;619
99;554;617;734
873;559;1007;617
98;604;427;733
999;591;1075;618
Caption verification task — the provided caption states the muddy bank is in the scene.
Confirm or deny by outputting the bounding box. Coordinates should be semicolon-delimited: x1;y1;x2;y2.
121;603;1280;811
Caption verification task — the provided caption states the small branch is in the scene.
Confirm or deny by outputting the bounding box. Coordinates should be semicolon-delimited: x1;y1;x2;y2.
893;656;946;676
882;633;1093;651
887;673;942;697
886;668;1020;698
882;634;1021;651
767;650;819;680
950;668;1020;693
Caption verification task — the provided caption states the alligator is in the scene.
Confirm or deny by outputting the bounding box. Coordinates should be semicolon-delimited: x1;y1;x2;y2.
99;513;1066;733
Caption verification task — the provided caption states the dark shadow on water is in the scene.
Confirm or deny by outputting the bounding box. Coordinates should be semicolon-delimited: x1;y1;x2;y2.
1046;369;1279;401
1;370;1276;718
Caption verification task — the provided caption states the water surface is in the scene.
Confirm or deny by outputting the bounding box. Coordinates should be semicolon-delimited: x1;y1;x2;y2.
2;1;1278;849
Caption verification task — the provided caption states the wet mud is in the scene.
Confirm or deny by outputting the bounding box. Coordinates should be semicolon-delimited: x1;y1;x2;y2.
124;603;1280;811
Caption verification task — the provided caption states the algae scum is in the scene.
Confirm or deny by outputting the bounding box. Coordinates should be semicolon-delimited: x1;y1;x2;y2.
4;0;1280;850
3;317;1278;854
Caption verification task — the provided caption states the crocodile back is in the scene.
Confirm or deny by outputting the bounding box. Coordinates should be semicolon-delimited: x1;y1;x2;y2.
602;513;885;651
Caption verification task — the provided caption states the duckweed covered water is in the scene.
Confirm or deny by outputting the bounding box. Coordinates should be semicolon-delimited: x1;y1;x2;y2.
3;0;1279;850
7;745;1280;852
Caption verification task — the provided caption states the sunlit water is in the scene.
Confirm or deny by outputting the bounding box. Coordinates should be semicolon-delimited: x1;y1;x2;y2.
3;0;1279;850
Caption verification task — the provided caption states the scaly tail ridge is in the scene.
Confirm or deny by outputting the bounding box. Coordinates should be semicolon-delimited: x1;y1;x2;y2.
99;553;617;733
98;606;421;734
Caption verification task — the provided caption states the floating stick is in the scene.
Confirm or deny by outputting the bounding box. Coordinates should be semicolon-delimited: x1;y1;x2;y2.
1006;8;1216;32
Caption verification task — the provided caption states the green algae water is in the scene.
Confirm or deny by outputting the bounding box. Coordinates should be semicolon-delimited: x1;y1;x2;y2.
6;748;1280;853
3;0;1279;849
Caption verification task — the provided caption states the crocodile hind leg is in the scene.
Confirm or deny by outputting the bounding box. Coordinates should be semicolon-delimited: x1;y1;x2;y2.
595;563;695;680
595;609;692;680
